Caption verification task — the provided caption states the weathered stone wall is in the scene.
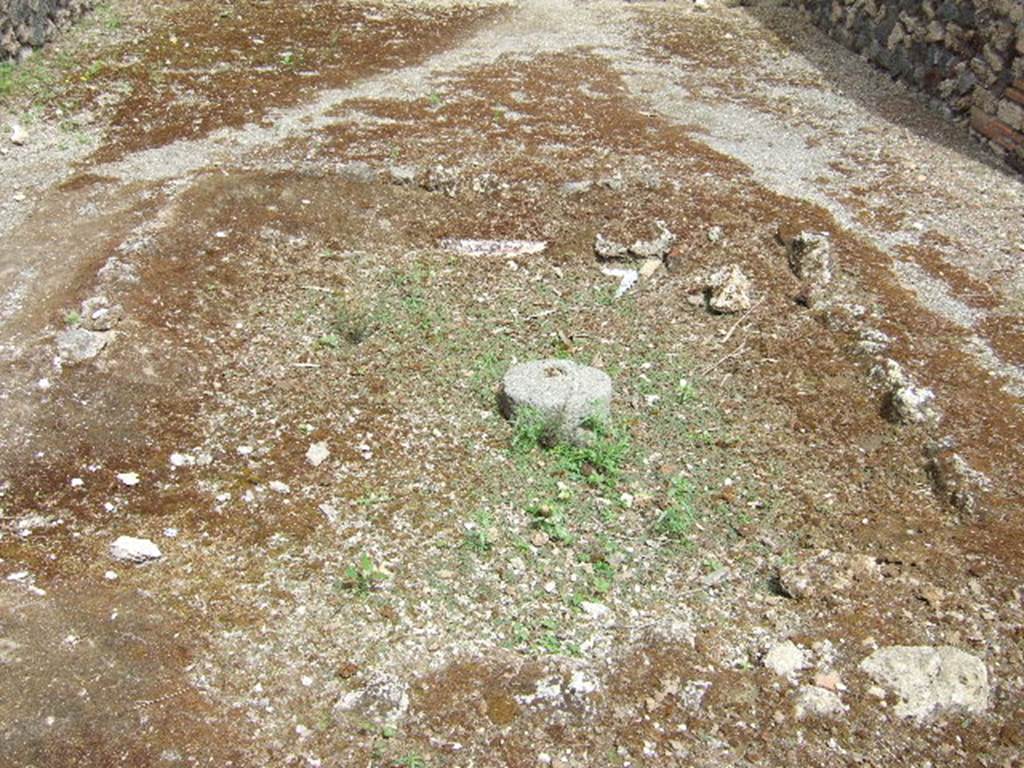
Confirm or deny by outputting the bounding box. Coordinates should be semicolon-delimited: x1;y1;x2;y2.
1;0;94;61
797;0;1024;171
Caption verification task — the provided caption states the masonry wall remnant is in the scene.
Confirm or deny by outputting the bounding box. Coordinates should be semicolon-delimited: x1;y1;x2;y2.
797;0;1024;172
1;0;94;61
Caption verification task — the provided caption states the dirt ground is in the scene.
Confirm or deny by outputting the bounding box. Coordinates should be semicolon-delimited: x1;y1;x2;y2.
0;1;1022;766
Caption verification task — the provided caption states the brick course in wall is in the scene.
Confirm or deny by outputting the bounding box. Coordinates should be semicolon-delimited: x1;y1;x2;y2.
1;0;95;62
797;0;1024;172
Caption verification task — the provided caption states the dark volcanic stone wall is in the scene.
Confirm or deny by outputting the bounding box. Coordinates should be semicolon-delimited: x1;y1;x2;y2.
797;0;1024;171
1;0;95;61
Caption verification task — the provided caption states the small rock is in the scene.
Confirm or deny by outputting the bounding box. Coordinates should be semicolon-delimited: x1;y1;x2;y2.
498;359;613;446
56;327;109;364
793;685;846;719
169;452;194;468
561;180;593;195
440;239;547;257
639;258;662;279
9;123;27;145
337;161;378;183
580;601;610;621
385;165;418;186
876;360;939;425
594;233;629;260
926;443;991;519
335;672;409;728
423;164;459;196
813;670;843;691
471;172;503;194
116;472;140;487
706;264;753;313
269;481;291;494
80;296;123;331
110;536;162;564
699;568;730;587
637;166;662;190
600;266;639;299
567;669;599;697
707;226;724;243
598;173;624;191
629;221;676;260
859;646;990;720
306;441;330;467
764;641;808;679
785;231;833;286
778;550;880;601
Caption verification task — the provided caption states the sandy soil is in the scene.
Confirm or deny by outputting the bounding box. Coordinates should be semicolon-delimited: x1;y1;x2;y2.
0;1;1022;766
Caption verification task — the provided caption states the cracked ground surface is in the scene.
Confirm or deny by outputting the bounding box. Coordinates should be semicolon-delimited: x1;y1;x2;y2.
0;1;1022;766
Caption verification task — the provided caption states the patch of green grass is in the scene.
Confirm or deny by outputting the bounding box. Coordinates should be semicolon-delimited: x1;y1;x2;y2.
464;509;496;554
469;349;504;405
510;406;554;455
96;2;124;30
337;554;390;595
675;377;697;403
384;264;447;336
0;62;14;99
526;485;574;544
315;298;375;351
329;299;374;344
654;475;698;540
535;618;580;656
590;559;615;595
317;332;341;349
395;754;428;768
64;310;81;327
80;60;107;82
552;419;630;489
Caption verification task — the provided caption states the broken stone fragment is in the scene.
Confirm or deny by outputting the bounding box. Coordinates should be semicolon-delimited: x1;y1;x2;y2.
875;359;940;425
600;266;638;299
785;230;833;286
638;258;662;279
629;221;676;260
80;296;123;331
110;536;162;564
440;239;547;257
778;550;880;602
56;327;110;364
306;441;330;467
706;264;753;313
595;222;676;261
385;164;418;186
422;164;459;196
337;161;378;184
498;359;613;446
9;123;27;145
926;443;992;519
859;646;990;720
471;172;503;194
763;640;809;679
335;672;409;728
793;685;846;719
594;233;629;260
561;180;593;195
